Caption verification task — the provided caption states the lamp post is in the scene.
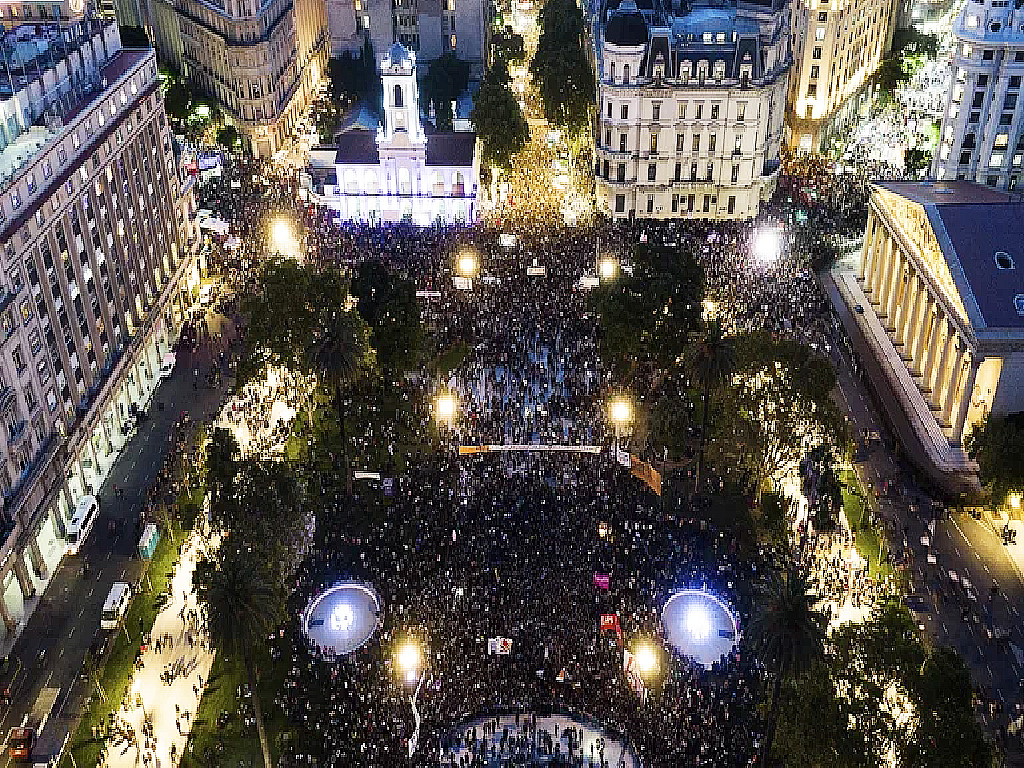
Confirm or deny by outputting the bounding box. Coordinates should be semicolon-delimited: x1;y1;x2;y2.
396;640;425;757
609;396;632;452
598;255;618;281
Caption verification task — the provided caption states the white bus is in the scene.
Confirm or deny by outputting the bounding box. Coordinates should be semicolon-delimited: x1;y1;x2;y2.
65;495;99;555
100;582;131;630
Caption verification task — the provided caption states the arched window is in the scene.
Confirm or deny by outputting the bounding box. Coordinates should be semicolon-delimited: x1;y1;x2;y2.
394;84;404;108
622;64;630;83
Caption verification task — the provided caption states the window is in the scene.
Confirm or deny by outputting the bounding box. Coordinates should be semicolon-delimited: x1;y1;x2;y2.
709;134;716;152
810;65;819;79
690;162;698;180
1013;76;1023;89
727;195;736;214
672;194;679;212
996;133;1010;149
605;128;612;147
736;103;745;122
817;10;827;21
710;104;719;120
990;153;1004;167
702;194;711;212
11;191;20;209
960;150;973;164
812;46;822;60
687;194;695;212
674;162;681;181
12;345;24;373
646;196;654;213
807;83;818;98
614;194;625;213
995;251;1015;269
620;134;627;152
607;101;612;118
676;134;685;152
652;103;661;121
731;164;739;183
983;49;994;61
692;134;700;152
678;102;686;119
973;91;985;109
617;163;626;182
621;104;628;120
734;134;742;153
623;64;630;82
1005;93;1017;110
650;132;658;152
648;163;656;181
978;74;989;87
695;103;703;120
706;162;713;181
394;84;404;107
815;26;826;40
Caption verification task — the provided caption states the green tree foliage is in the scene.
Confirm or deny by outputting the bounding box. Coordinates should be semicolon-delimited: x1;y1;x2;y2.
423;53;471;132
206;427;239;510
351;259;423;374
747;569;829;768
216;124;239;149
164;81;192;122
194;541;285;768
687;320;736;492
590;243;705;377
802;444;842;532
964;412;1024;503
530;0;594;133
904;147;932;177
491;26;526;65
472;61;529;169
327;37;379;105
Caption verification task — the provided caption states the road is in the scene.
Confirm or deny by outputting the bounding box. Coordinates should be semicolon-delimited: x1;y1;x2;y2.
0;304;233;766
824;270;1024;760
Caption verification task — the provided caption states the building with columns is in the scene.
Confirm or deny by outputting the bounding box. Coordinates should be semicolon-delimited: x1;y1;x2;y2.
837;180;1024;494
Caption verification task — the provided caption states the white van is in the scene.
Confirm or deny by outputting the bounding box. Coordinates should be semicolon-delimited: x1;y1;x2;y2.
65;495;99;555
159;352;176;379
100;582;131;630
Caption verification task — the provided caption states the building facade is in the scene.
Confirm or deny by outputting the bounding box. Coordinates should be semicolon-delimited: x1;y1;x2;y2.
152;0;329;157
594;0;791;221
931;0;1024;190
785;0;897;152
326;0;488;72
837;181;1024;495
0;17;198;632
307;43;477;223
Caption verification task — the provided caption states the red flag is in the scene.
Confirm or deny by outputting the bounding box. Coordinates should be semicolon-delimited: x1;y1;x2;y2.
600;613;622;643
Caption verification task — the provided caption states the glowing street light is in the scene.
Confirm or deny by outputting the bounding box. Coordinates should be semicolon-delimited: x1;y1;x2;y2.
435;393;457;424
634;642;658;677
396;641;422;684
1010;493;1021;511
456;250;479;277
685;605;711;641
753;226;782;263
598;256;618;281
609;397;632;427
271;219;299;258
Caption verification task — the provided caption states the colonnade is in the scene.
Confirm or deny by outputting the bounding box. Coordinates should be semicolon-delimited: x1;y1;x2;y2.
858;207;981;443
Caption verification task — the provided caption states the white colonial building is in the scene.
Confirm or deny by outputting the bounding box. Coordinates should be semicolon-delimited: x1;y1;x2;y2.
307;43;478;224
594;0;791;220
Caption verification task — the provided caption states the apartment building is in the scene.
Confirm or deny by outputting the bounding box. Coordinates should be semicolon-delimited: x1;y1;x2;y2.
0;15;198;632
931;0;1024;190
786;0;897;152
152;0;329;157
594;0;791;220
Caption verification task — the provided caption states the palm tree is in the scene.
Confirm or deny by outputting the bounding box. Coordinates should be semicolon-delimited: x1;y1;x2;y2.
307;309;372;496
194;542;284;768
687;320;735;494
746;568;829;768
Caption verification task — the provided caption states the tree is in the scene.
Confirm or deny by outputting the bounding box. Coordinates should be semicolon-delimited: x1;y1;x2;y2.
802;444;842;532
216;124;239;149
307;309;374;496
194;542;284;768
904;147;931;178
351;259;422;375
206;427;239;510
472;62;529;170
687;320;735;494
964;412;1024;503
530;0;594;133
491;27;526;66
746;569;829;768
423;53;471;132
164;81;192;122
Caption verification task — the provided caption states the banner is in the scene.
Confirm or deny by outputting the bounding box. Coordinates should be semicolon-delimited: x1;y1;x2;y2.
459;444;603;454
615;448;631;468
555;668;568;683
526;266;547;276
630;455;662;496
487;637;513;655
622;650;648;702
600;613;622;643
593;573;610;590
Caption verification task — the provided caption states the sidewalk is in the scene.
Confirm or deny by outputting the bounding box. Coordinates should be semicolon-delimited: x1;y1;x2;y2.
107;534;215;768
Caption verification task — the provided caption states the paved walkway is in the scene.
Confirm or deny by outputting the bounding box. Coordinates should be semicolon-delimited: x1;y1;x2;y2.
106;534;215;768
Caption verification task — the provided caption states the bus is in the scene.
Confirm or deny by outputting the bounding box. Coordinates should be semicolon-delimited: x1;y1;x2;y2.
65;495;99;555
100;582;131;630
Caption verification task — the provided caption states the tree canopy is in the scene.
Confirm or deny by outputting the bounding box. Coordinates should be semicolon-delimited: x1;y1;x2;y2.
351;259;422;374
423;53;471;132
472;62;530;169
964;412;1024;503
530;0;594;133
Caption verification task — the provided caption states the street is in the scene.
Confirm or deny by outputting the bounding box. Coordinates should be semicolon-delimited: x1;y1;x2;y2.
0;304;232;766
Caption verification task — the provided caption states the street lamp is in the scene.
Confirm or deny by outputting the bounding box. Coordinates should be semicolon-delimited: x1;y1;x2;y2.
456;250;479;278
1010;493;1021;511
435;393;457;424
271;219;299;258
396;641;422;683
598;256;618;281
753;226;782;263
633;641;658;677
609;396;632;451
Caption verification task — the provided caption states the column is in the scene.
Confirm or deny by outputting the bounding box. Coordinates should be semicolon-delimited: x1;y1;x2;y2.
898;272;924;350
27;538;45;579
942;342;967;426
87;438;100;490
929;325;954;407
875;236;896;313
866;218;885;293
858;212;875;281
0;591;13;635
13;555;34;599
954;355;983;444
885;252;906;327
911;296;935;375
921;308;945;389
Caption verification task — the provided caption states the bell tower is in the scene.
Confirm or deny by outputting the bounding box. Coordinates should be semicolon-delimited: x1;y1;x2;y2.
379;42;424;145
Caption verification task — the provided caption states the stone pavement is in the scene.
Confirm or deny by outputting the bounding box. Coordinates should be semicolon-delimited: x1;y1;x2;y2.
105;533;215;768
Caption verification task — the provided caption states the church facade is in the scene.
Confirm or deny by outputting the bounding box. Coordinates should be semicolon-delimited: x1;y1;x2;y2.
308;43;479;225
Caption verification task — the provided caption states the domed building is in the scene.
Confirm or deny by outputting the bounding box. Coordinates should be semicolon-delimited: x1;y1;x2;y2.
594;0;791;220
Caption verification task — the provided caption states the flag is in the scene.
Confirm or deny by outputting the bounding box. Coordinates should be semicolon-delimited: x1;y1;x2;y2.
488;637;512;655
630;455;662;496
555;668;568;683
593;573;610;590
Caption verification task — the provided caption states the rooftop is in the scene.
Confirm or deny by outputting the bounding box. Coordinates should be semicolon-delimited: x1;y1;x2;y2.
875;180;1012;206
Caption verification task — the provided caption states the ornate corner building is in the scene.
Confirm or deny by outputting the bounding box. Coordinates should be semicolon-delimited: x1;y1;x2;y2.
594;0;791;221
152;0;329;157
